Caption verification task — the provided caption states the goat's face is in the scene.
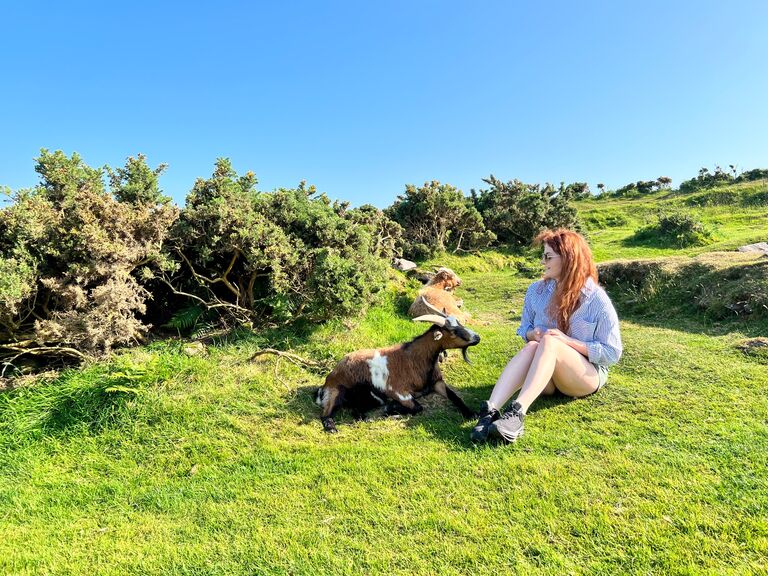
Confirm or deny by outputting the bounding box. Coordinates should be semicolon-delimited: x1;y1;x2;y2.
426;316;480;363
429;267;462;290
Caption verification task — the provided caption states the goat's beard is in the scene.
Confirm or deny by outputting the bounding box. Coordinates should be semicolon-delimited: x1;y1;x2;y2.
462;347;472;364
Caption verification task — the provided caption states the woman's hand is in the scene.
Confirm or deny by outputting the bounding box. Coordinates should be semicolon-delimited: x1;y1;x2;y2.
544;328;571;343
528;327;545;342
545;328;589;357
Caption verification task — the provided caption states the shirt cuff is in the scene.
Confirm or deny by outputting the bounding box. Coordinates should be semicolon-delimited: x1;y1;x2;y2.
586;341;601;364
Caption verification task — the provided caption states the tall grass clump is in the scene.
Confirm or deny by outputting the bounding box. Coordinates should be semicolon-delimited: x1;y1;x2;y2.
629;211;714;248
598;253;768;324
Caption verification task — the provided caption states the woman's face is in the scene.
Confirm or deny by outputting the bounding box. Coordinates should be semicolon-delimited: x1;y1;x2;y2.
541;242;562;281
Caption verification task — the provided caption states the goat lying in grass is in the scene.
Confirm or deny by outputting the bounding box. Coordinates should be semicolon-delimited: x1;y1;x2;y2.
315;313;480;433
408;267;470;323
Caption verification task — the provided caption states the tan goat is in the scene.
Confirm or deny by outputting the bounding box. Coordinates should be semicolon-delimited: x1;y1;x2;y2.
408;267;470;323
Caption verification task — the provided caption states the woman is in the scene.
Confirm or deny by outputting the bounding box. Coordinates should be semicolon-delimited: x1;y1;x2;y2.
471;228;622;443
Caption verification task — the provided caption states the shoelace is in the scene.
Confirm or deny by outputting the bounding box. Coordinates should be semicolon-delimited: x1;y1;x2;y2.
499;407;522;420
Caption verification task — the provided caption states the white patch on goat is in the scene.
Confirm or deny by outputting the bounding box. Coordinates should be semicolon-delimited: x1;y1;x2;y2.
315;388;327;407
370;391;385;405
366;352;389;391
395;392;412;402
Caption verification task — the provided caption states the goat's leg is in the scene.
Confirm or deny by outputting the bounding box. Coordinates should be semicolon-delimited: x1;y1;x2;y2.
384;397;423;416
434;380;474;419
320;387;344;433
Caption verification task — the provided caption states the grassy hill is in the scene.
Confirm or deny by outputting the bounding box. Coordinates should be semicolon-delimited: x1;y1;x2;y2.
1;181;767;575
578;179;768;261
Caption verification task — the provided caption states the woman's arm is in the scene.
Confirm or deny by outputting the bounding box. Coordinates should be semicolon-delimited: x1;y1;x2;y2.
584;308;623;366
544;297;622;366
516;285;536;342
543;329;588;356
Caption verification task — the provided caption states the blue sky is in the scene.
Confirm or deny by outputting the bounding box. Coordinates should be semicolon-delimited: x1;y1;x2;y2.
2;0;767;208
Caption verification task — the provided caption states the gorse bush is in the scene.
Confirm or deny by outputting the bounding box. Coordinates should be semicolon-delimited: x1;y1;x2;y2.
0;151;178;365
165;159;397;326
470;176;580;247
677;165;768;194
385;180;495;259
631;211;714;248
679;166;735;193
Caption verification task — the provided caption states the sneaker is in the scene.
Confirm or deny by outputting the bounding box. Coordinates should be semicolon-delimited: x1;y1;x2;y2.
470;401;500;443
489;401;525;443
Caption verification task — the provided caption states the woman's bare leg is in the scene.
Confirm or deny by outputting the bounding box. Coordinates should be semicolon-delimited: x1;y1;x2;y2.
488;341;555;409
515;334;599;413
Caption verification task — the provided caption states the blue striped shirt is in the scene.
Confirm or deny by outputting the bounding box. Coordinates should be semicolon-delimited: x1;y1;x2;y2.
516;277;623;367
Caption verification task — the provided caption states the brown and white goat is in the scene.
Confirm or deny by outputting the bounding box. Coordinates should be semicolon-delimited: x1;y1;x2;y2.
408;267;470;323
316;314;480;432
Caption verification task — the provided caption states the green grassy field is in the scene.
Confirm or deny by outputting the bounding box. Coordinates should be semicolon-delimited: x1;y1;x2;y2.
1;181;767;575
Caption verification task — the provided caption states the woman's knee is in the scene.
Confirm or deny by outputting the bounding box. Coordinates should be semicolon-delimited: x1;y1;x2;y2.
541;379;556;395
538;334;564;354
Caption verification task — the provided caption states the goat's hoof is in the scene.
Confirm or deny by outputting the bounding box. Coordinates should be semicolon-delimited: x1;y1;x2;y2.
322;418;338;433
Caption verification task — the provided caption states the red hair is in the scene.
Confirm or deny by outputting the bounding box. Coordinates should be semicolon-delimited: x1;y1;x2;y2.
533;228;597;334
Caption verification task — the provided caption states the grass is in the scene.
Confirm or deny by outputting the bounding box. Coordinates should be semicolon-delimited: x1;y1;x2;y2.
579;179;768;261
1;181;768;574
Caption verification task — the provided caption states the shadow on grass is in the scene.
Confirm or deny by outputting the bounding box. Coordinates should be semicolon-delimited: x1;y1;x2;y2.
147;318;329;359
0;371;139;440
393;291;415;317
212;319;326;350
284;383;574;450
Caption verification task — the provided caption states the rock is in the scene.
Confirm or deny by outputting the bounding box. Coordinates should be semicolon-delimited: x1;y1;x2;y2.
392;258;417;271
183;342;206;356
737;242;768;255
410;269;435;284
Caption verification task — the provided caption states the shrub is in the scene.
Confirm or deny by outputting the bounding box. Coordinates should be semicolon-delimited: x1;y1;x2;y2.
630;212;713;248
471;176;580;248
608;178;665;198
165;160;396;326
0;151;178;365
735;168;768;183
679;166;734;193
385;181;495;259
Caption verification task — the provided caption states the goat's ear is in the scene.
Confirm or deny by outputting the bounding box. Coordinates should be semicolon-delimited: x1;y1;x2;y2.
433;331;443;341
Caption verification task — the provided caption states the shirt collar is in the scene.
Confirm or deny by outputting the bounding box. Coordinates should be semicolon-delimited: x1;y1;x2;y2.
580;276;597;296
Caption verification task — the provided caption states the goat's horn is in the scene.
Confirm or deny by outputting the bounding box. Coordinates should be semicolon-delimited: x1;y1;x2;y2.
413;314;447;327
416;295;445;317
